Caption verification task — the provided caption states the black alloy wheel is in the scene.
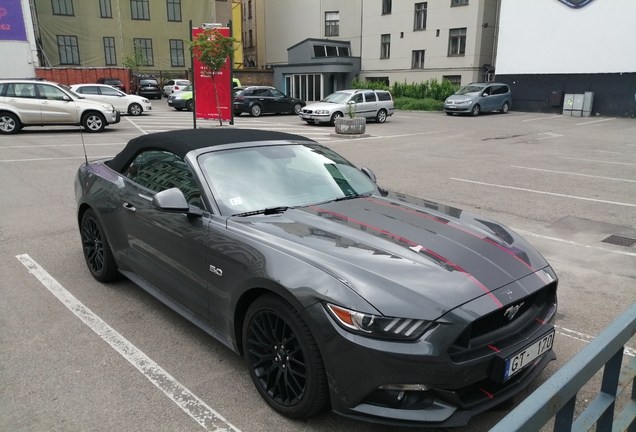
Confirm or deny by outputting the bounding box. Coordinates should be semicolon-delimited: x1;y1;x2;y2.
243;295;328;419
81;209;119;282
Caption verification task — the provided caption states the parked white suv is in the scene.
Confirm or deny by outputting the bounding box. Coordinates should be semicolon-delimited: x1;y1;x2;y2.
0;80;120;134
300;89;394;125
70;83;151;116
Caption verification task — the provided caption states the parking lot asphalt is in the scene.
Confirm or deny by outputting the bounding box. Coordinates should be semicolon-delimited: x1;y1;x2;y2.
1;101;634;432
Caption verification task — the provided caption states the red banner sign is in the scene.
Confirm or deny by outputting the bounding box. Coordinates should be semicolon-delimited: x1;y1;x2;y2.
191;27;232;122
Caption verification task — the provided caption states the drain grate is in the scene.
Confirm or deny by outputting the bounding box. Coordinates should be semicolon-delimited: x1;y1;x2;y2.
601;235;636;247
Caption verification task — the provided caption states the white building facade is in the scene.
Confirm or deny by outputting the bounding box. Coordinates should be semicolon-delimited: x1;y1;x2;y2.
0;0;39;78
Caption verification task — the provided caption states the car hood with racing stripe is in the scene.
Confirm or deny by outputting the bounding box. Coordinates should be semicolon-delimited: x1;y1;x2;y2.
229;192;551;320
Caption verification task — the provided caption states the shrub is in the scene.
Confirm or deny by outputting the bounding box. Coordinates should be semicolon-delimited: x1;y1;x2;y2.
351;77;460;110
394;97;444;111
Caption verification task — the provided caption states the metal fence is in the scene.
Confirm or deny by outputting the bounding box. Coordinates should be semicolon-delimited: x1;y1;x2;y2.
491;302;636;432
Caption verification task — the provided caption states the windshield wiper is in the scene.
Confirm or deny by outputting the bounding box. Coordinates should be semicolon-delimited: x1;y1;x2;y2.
232;206;291;217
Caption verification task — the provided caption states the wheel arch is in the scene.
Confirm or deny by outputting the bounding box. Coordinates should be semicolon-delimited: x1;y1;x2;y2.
0;108;24;122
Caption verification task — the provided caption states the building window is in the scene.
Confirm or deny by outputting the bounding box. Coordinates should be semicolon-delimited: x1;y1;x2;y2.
443;75;462;86
133;38;153;65
57;35;80;65
248;30;253;47
313;45;350;58
382;0;392;14
286;74;322;102
325;11;339;36
103;37;116;65
380;34;390;58
52;0;74;16
451;0;469;6
131;0;150;20
414;2;427;30
448;28;466;55
247;0;252;18
169;39;184;67
99;0;112;18
412;50;425;68
167;0;181;21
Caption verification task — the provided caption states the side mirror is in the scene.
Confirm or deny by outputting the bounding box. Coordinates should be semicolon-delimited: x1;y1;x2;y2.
482;92;488;97
63;95;71;101
152;187;202;216
360;167;377;183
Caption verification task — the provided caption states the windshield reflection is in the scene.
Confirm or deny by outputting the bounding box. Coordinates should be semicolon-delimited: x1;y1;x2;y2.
198;144;377;216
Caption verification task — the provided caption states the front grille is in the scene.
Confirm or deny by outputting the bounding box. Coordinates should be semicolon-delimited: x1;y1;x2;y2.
302;109;312;114
450;283;556;357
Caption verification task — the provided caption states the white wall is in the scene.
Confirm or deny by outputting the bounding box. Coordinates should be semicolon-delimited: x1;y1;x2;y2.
497;0;636;75
0;0;38;78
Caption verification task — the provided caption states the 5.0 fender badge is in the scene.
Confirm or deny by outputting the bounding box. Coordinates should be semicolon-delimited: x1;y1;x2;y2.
209;265;223;276
557;0;595;8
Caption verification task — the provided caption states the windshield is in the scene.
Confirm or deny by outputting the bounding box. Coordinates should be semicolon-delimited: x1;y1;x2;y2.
140;80;158;86
455;85;485;95
321;92;353;104
198;144;377;216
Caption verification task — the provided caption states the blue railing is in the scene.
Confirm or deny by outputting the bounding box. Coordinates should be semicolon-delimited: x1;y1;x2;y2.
491;302;636;432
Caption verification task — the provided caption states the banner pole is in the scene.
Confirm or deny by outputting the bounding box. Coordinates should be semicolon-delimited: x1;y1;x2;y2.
189;19;196;129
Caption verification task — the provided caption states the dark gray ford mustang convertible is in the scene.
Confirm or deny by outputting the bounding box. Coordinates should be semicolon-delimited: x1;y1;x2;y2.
75;129;557;427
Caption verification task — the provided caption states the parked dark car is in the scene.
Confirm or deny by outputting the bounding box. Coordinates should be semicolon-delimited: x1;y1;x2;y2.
135;77;162;100
75;129;557;428
233;86;305;117
96;77;125;92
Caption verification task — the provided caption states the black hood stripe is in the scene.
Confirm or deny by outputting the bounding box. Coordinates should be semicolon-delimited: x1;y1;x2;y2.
312;206;504;309
364;197;550;285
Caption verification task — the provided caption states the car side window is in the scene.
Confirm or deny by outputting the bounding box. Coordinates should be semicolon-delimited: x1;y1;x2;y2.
79;86;100;95
100;86;121;96
123;150;204;208
270;89;285;98
167;80;175;86
351;94;363;103
364;92;377;102
492;85;509;95
7;83;37;99
252;88;270;96
482;87;492;96
36;84;67;100
377;91;392;101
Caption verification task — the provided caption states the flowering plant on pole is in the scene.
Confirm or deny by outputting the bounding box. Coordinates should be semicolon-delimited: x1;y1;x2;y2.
189;28;236;125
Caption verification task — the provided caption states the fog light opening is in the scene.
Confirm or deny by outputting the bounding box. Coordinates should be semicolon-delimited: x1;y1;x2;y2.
363;385;435;410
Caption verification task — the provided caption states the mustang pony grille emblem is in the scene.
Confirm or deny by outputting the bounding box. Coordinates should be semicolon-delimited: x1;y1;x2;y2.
504;302;524;321
556;0;595;8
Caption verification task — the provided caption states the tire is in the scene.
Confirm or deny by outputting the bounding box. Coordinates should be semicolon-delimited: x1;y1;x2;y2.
330;112;343;126
128;103;142;116
186;100;194;112
501;102;510;114
0;113;21;134
293;103;303;115
445;111;454;116
82;112;106;132
80;209;119;282
175;107;183;111
471;104;481;116
250;104;262;117
234;112;242;117
243;295;328;419
375;109;388;123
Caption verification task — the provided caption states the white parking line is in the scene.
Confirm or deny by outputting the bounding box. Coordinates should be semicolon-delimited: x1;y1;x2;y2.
0;156;114;162
450;178;636;208
125;117;149;135
575;118;615;126
537;132;563;140
512;228;636;258
522;115;562;122
555;326;634;357
0;143;127;149
558;156;636;167
511;166;636;183
15;254;241;432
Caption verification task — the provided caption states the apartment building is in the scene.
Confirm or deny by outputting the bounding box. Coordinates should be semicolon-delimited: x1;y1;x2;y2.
32;0;228;72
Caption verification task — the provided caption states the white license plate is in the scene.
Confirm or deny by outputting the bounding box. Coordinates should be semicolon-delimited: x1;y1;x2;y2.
302;114;311;119
504;331;554;380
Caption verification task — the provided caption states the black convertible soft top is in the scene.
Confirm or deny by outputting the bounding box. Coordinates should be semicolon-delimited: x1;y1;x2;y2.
106;128;313;173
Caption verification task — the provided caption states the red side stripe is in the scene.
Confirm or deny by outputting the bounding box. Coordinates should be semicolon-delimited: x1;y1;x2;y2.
479;388;494;399
488;345;501;353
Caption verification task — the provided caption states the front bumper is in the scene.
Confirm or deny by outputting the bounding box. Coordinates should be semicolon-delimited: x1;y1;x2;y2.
106;110;121;124
302;280;557;427
168;98;188;109
299;112;331;123
444;103;472;113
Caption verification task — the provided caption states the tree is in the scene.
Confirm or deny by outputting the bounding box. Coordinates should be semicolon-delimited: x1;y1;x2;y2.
189;28;236;126
122;43;146;74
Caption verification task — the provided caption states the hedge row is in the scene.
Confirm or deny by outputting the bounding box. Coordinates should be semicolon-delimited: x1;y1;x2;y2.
351;77;459;111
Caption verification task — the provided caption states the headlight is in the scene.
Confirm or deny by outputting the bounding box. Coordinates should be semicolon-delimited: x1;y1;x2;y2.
456;100;471;105
326;303;433;341
174;95;182;99
314;109;329;114
142;99;149;103
99;103;114;110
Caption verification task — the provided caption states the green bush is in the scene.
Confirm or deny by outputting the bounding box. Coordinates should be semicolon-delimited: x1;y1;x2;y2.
394;97;444;111
351;77;459;111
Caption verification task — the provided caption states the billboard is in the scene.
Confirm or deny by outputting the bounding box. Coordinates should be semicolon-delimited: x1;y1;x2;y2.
191;27;232;122
0;0;28;42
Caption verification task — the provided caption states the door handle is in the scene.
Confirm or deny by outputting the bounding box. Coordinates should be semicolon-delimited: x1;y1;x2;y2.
122;202;136;212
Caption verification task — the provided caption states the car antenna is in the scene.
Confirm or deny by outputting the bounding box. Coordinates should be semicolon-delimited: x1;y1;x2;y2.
79;124;89;165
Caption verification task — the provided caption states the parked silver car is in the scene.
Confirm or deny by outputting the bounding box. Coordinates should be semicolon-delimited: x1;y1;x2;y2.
300;89;394;125
0;80;120;134
444;82;512;116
